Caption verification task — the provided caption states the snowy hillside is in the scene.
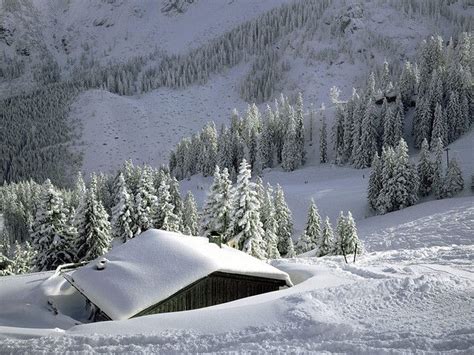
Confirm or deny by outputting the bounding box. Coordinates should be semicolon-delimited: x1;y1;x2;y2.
67;0;472;176
1;197;472;353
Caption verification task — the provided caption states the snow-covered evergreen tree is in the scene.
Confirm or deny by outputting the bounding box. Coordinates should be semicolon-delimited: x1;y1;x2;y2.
10;241;35;275
261;190;280;260
417;138;434;197
295;92;306;165
111;173;134;242
354;98;378;168
319;217;334;257
134;169;157;235
31;179;76;271
296;199;321;254
432;137;445;199
281;108;299;172
442;158;464;198
334;211;360;262
375;146;396;214
155;179;181;232
74;177;111;262
320;112;328;163
229;160;266;259
274;184;293;257
392;139;419;210
201;166;233;241
431;103;447;146
367;152;382;210
182;191;199;235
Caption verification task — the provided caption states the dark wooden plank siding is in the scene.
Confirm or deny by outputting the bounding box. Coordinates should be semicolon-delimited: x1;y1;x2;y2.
133;272;286;318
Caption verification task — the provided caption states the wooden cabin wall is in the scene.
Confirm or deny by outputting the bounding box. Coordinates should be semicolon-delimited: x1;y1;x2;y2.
134;272;284;318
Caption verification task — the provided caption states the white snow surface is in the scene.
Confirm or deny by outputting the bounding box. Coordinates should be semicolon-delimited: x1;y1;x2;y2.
68;229;292;320
0;197;473;353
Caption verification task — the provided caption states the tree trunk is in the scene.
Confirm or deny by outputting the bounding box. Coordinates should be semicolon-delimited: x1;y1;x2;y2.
342;247;348;264
353;244;358;263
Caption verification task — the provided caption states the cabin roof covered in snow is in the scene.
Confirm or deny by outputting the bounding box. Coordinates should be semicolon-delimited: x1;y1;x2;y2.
67;229;292;320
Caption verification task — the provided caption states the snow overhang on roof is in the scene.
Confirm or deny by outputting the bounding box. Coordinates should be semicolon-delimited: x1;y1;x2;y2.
66;229;292;320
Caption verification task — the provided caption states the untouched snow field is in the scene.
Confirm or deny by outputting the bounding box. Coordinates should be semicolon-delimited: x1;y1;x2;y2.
0;197;472;353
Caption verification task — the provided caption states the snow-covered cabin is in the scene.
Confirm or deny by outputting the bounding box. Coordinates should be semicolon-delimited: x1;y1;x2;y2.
63;229;292;321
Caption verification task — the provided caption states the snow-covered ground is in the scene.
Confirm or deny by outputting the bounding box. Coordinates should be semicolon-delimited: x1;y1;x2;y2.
1;196;472;353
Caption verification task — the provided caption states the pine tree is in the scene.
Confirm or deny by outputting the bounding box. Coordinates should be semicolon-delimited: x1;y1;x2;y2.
392;139;419;210
134;169;157;235
417;138;434;197
442;158;464;198
376;146;396;214
262;191;280;259
431;103;447;146
258;105;276;169
285;237;296;258
10;241;35;274
334;211;360;262
228;160;266;259
383;106;395;147
282;108;299;172
274;184;293;257
367;152;382;210
296;199;321;254
182;191;199;235
31;179;76;271
111;173;134;242
320;112;328;163
155;179;181;232
432;137;444;199
354;98;378;168
74;177;111;262
319;217;334;257
201;166;222;238
201;167;233;241
295;92;306;165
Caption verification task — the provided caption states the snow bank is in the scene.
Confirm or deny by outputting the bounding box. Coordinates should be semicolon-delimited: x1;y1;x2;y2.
68;229;292;320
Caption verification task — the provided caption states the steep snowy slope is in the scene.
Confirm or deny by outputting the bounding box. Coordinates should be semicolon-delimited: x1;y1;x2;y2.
66;0;472;176
1;196;472;353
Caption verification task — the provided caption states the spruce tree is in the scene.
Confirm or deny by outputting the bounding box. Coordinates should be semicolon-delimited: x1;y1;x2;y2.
282;108;299;172
201;166;222;237
320;113;328;163
262;192;280;259
201;167;233;241
10;241;35;275
442;158;464;198
355;98;378;168
319;217;334;257
334;211;360;262
274;184;294;256
134;169;157;235
182;191;199;235
297;199;321;254
392;139;419;210
74;177;111;262
417;138;434;197
295;92;306;165
376;146;396;214
431;103;447;146
229;160;266;259
432;137;445;199
367;152;382;210
383;106;395;147
31;179;76;271
111;173;134;242
155;179;181;232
